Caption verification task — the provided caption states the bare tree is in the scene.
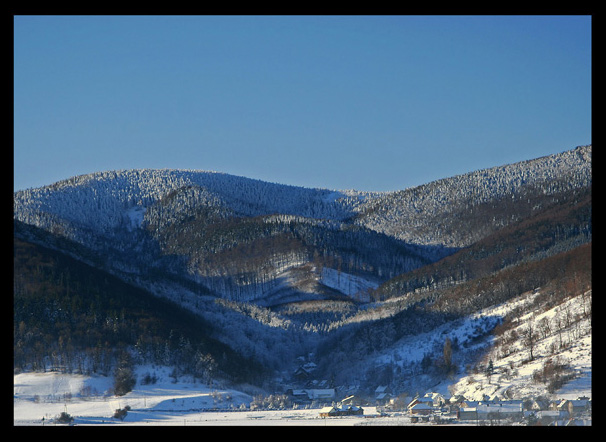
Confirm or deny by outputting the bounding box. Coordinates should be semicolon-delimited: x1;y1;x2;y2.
521;320;537;361
443;337;453;375
538;316;551;340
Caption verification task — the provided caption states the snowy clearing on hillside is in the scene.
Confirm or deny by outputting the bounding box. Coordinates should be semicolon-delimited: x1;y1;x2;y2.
319;267;379;301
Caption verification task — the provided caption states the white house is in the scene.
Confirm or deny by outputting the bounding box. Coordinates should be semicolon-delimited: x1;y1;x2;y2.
458;402;523;421
306;388;335;401
424;392;446;407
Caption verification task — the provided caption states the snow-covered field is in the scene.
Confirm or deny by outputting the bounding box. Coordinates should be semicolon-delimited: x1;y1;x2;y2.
13;370;382;426
14;366;383;426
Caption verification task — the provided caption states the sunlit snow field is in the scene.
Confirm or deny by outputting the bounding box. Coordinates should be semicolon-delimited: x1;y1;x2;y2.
14;368;382;426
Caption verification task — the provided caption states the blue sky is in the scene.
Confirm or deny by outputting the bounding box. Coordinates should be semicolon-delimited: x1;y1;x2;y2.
14;15;591;192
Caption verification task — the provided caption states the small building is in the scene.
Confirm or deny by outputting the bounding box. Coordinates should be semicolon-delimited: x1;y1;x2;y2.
288;388;335;403
457;402;523;421
409;402;434;415
340;404;364;416
319;405;363;417
374;385;393;404
319;406;338;417
457;407;478;420
460;400;481;408
449;394;466;404
535;410;563;425
288;389;310;402
530;398;551;411
408;396;434;409
424;392;446;407
293;367;312;381
306;388;335;402
481;402;523;420
555;398;591;415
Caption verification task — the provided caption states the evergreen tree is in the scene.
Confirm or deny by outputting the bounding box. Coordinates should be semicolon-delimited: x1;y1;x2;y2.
113;352;136;396
486;359;494;384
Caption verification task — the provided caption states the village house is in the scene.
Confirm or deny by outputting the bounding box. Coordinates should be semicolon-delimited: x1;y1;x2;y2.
409;402;434;415
306;388;335;402
319;406;338;418
552;398;591;416
292;361;318;382
457;401;523;421
408;395;434;409
447;394;466;410
336;384;359;399
529;398;551;411
319;404;364;418
457;407;478;420
374;385;392;403
460;400;482;409
449;394;466;404
385;393;413;411
534;410;564;425
287;389;309;402
490;399;524;408
484;402;524;419
293;366;312;382
286;388;335;403
424;392;446;407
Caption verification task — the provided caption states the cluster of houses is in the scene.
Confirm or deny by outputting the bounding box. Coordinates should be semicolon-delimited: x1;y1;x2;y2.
287;360;590;425
388;391;592;425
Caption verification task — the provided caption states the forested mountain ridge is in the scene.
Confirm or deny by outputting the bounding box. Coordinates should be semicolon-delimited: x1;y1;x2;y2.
14;146;591;247
353;145;591;247
13;145;591;306
14;144;591;393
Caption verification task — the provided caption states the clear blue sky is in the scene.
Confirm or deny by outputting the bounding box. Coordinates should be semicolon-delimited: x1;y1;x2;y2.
14;15;591;192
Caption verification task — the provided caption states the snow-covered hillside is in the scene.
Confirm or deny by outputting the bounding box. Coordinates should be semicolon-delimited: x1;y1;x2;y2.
448;290;592;402
355;145;591;247
369;288;592;403
14;289;591;426
13;145;591;249
13;168;377;237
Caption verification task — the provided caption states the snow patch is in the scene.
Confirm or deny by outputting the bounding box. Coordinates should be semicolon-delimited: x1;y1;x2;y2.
125;205;146;230
319;267;379;301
